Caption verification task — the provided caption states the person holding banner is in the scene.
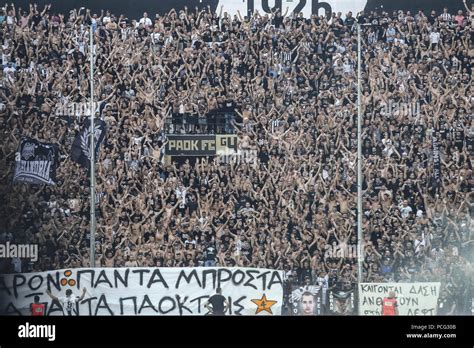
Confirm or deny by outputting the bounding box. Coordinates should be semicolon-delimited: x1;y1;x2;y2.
46;288;87;316
30;295;45;316
205;287;228;316
381;291;399;316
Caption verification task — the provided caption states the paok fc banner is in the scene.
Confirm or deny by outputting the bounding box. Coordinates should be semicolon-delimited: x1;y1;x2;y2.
0;267;284;316
71;119;106;170
13;137;59;185
165;135;237;156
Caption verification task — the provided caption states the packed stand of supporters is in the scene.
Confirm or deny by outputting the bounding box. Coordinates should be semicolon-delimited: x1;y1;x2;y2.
0;2;472;314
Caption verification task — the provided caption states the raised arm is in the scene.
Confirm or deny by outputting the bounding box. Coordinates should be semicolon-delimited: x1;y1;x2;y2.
78;288;87;301
463;0;471;13
46;289;59;302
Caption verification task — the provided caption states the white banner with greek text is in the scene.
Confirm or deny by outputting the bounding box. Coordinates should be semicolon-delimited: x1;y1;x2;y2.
358;282;441;316
0;267;284;316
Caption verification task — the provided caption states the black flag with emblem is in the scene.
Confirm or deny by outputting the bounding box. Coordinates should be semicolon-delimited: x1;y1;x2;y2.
13;137;59;185
71;119;107;170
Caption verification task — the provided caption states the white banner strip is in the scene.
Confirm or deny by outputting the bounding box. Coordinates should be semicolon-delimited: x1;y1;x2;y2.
0;267;284;316
359;282;441;316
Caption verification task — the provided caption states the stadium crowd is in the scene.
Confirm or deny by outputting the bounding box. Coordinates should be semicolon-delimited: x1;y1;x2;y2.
0;2;472;314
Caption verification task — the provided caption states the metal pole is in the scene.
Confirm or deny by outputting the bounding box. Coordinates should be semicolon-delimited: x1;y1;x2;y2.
357;23;363;294
89;26;96;268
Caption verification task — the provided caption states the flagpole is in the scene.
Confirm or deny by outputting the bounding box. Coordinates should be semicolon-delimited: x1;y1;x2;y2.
89;24;96;268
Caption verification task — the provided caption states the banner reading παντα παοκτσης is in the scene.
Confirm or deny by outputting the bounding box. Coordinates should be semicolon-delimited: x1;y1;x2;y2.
0;267;284;316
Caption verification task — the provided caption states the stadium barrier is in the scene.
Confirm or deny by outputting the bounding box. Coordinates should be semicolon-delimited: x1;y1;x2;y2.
2;267;466;316
0;267;284;315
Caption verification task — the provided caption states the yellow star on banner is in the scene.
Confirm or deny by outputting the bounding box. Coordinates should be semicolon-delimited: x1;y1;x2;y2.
251;294;277;315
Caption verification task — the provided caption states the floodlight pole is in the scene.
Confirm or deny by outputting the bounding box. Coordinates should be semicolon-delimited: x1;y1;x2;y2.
357;23;363;297
90;25;96;268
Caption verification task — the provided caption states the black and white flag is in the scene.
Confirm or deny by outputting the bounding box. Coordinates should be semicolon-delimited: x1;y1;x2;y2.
13;137;59;185
71;119;106;170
